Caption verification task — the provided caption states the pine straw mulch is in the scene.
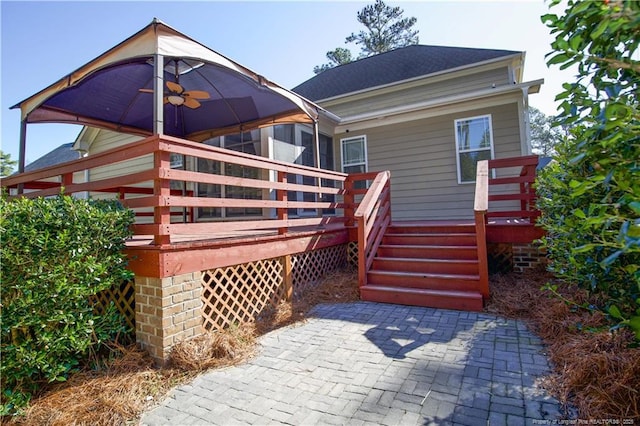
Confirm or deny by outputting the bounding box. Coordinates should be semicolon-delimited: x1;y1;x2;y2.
8;266;639;424
485;269;640;421
4;268;359;426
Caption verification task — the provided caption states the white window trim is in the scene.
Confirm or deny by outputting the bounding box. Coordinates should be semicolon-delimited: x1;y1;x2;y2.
340;135;368;173
454;114;495;185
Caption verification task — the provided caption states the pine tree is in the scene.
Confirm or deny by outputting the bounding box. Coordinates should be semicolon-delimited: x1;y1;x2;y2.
313;0;419;74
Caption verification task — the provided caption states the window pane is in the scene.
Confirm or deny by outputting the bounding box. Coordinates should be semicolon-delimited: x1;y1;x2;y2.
342;138;365;165
197;158;221;218
459;150;492;182
344;164;365;174
457;117;491;151
301;131;315;168
273;124;295;143
319;133;333;171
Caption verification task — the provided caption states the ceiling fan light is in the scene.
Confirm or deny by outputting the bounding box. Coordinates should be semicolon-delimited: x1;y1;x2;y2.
167;95;185;106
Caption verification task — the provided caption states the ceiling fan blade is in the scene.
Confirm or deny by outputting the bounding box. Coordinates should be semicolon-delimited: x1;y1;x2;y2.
163;97;169;104
166;81;183;94
183;90;210;100
183;98;201;109
138;88;154;93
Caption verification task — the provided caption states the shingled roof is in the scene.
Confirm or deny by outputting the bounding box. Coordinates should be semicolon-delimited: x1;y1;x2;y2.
24;143;80;172
292;45;520;102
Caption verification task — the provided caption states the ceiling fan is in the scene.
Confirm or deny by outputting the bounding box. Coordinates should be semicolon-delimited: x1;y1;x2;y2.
139;80;210;109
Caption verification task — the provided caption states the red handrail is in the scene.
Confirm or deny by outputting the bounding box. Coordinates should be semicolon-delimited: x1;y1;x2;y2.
349;171;392;287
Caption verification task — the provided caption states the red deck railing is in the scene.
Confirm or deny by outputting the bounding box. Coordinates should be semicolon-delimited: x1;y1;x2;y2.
350;171;391;288
484;155;540;221
474;154;541;295
1;134;381;249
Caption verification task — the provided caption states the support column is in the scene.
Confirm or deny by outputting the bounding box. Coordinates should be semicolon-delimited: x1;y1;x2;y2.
153;53;164;136
282;255;293;301
17;119;27;194
134;271;204;363
513;242;547;273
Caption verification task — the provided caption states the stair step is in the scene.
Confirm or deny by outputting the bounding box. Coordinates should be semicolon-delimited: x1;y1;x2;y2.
388;222;476;234
372;257;479;275
377;244;478;260
383;233;477;246
360;285;483;311
367;270;480;292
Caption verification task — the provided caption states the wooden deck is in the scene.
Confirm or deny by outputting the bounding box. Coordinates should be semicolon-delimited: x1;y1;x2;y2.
2;134;543;311
124;226;349;278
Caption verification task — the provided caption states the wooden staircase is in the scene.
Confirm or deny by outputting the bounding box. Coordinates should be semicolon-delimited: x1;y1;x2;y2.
353;156;540;312
359;222;485;312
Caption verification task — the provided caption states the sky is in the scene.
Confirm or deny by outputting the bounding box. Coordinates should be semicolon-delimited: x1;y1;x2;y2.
0;0;575;166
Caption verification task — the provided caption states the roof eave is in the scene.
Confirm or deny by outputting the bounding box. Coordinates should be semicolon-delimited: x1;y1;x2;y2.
335;78;544;130
311;52;524;104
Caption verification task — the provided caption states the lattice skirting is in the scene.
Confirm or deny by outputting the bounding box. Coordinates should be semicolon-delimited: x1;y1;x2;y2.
487;243;514;274
201;258;285;331
347;241;358;266
200;244;348;331
90;280;136;330
291;244;348;299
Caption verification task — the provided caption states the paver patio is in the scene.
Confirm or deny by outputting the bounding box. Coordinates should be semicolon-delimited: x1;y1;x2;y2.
141;302;563;425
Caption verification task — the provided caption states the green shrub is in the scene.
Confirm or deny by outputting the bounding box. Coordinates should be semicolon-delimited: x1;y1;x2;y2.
0;195;135;414
538;0;640;338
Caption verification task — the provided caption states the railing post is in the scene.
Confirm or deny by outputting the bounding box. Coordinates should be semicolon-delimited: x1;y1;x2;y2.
62;172;73;194
154;149;171;246
357;215;367;288
474;211;489;299
282;254;293;301
277;171;288;235
344;177;355;227
474;160;490;300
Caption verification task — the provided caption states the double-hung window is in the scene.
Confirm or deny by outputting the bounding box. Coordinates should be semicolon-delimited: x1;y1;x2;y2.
341;135;367;174
454;115;494;184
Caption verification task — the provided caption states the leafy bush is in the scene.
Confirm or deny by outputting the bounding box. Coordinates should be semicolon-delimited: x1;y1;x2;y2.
537;0;640;338
0;195;135;414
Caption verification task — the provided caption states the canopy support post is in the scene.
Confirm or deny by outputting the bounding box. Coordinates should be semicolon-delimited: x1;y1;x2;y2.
17;119;27;194
313;120;322;217
153;54;164;135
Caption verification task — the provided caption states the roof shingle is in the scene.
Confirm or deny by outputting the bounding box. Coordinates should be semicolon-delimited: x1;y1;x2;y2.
293;45;520;101
24;143;79;172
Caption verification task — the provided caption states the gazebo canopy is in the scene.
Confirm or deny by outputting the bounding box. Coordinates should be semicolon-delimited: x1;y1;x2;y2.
12;19;332;143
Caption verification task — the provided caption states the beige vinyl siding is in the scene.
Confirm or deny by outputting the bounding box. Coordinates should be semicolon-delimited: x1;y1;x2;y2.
86;129;154;222
334;103;522;220
88;130;149;188
327;67;510;117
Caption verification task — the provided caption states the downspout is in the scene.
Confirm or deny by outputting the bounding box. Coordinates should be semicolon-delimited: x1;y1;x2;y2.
521;87;532;155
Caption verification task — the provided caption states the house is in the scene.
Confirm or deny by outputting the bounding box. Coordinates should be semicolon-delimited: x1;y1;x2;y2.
3;20;544;362
293;45;543;220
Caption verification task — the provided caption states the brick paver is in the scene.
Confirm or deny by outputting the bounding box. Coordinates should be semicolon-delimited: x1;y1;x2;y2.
141;302;562;425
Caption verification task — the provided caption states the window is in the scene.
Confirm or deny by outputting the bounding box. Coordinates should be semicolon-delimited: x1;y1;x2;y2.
169;153;184;169
341;135;367;174
454;115;494;184
196;131;262;219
